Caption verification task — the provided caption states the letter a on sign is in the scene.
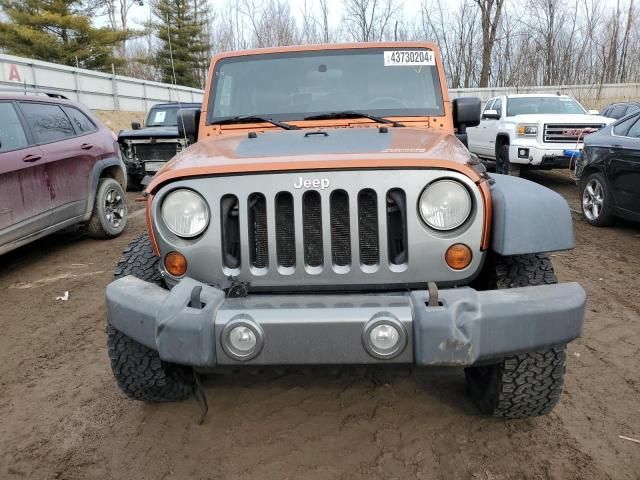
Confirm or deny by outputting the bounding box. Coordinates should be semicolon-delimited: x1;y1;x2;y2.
8;64;21;82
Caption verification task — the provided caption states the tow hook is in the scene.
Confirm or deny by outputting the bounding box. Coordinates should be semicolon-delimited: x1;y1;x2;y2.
427;281;439;307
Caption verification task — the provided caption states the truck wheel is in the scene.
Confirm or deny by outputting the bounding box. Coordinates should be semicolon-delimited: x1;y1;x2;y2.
496;145;520;176
580;171;614;227
87;178;127;239
107;234;195;402
465;253;566;418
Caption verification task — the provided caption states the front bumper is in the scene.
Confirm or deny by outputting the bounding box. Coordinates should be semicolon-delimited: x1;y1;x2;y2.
106;276;586;367
509;143;582;168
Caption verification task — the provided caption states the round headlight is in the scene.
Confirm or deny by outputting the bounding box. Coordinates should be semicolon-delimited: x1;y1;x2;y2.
161;189;209;238
419;180;472;230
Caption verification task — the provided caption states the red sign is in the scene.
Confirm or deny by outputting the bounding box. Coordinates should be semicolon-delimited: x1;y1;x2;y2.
8;64;21;82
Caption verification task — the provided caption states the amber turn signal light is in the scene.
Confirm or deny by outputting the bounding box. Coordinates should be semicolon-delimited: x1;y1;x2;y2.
164;251;187;276
445;244;472;270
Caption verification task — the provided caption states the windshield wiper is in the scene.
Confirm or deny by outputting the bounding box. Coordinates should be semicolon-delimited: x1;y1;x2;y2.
210;115;299;130
304;111;405;127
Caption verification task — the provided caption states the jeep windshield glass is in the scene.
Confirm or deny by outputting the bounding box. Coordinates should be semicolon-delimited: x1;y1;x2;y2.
208;48;444;123
507;97;586;116
146;107;180;127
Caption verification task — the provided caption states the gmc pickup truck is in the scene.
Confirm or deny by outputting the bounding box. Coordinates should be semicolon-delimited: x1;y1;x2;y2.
466;94;613;175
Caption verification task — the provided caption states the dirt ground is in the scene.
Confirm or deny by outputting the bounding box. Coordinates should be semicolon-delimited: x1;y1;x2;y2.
1;171;638;480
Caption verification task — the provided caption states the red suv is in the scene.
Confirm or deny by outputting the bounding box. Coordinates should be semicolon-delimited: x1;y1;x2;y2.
0;94;128;254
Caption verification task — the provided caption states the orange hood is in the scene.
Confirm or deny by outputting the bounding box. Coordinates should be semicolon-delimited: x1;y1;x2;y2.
145;127;479;194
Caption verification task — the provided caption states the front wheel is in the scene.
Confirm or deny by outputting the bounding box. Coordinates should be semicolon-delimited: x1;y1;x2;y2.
496;145;521;176
107;234;195;402
465;347;566;418
465;253;566;418
580;171;614;226
87;178;127;239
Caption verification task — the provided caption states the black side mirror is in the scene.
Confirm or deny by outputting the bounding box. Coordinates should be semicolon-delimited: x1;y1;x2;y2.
452;97;481;147
177;108;201;144
131;121;141;130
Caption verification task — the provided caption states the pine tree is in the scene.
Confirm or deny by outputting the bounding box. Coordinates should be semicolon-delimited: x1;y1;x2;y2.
0;0;132;72
153;0;211;88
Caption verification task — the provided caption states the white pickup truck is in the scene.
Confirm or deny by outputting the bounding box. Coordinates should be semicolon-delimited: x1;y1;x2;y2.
466;94;614;175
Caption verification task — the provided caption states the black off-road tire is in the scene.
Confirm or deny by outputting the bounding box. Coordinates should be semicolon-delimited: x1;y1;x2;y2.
465;253;567;418
87;178;127;239
107;234;195;402
496;145;521;176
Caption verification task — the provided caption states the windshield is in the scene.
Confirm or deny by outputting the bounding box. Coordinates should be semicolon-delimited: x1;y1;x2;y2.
146;107;179;127
507;97;586;116
208;48;444;123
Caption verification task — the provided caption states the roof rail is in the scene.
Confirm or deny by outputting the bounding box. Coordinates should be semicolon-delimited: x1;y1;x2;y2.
0;85;69;99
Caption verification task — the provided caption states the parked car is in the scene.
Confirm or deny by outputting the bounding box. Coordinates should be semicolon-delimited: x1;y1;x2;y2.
576;111;640;226
105;42;586;419
0;94;127;255
600;101;640;120
466;94;613;175
118;102;201;190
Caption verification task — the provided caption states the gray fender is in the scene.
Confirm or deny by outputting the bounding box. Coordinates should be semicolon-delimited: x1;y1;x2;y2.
489;173;574;255
83;157;127;220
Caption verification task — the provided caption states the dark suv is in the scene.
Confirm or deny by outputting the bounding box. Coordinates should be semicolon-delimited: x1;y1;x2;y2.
118;102;201;189
0;94;128;255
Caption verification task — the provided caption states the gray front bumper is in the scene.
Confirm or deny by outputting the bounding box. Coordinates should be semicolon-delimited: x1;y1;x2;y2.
106;277;586;367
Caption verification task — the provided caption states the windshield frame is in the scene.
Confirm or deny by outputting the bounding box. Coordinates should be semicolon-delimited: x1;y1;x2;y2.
206;47;445;125
506;96;587;117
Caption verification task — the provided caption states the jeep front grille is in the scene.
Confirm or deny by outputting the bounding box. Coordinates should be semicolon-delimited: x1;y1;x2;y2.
153;171;486;289
227;187;399;273
543;124;604;143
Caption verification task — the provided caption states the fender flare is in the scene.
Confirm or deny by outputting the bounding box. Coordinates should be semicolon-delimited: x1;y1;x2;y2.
489;173;574;255
83;157;127;221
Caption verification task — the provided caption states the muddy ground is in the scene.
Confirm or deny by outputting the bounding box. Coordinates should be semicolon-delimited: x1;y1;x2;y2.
0;171;638;480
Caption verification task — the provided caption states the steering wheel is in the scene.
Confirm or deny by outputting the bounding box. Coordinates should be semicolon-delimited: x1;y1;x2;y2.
364;97;409;109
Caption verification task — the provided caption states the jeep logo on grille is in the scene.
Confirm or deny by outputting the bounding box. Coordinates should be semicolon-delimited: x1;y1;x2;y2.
294;177;330;190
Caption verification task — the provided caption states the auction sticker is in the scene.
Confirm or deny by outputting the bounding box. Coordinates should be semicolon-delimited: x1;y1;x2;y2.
153;111;166;123
384;50;435;66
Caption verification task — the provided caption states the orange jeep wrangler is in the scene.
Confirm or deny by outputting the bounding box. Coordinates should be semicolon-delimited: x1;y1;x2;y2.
106;43;586;418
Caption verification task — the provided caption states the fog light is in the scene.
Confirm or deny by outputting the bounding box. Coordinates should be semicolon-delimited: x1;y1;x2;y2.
362;316;407;359
370;324;400;352
229;326;256;352
518;148;529;158
221;318;264;361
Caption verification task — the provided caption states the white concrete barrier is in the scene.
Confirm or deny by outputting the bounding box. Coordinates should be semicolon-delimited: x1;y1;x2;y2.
0;53;204;112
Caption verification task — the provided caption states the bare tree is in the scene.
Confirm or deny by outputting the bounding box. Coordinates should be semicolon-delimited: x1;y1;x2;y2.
238;0;298;47
170;0;640;89
343;0;400;42
472;0;504;87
